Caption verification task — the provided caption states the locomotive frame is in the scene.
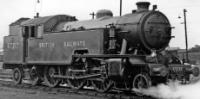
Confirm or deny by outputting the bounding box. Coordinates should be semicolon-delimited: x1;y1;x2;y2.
3;1;178;94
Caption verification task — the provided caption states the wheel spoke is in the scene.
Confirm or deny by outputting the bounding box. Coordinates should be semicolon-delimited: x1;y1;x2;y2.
12;67;23;85
92;79;113;93
44;66;60;87
65;68;85;89
67;79;85;89
66;57;88;90
132;73;151;96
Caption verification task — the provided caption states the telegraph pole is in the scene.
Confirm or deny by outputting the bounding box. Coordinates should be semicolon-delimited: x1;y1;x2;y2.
120;0;122;16
183;9;189;62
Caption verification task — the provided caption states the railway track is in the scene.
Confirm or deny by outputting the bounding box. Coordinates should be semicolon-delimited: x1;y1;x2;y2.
0;69;156;99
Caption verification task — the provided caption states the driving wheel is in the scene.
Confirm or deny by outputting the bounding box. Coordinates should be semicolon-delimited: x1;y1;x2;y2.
44;66;60;87
66;68;85;90
92;78;114;93
132;73;151;96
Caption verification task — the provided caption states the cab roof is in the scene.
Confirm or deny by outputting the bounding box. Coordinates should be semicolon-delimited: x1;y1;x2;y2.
21;14;76;26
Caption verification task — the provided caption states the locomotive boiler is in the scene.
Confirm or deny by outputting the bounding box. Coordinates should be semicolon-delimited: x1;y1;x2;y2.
3;2;172;94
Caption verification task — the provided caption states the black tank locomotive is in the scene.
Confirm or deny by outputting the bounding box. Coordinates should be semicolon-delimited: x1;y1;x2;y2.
3;2;172;93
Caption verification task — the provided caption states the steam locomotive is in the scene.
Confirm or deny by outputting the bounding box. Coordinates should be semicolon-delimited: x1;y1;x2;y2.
3;1;177;93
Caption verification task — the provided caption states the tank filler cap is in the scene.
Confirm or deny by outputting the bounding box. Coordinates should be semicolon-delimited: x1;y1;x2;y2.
136;1;150;12
96;9;113;19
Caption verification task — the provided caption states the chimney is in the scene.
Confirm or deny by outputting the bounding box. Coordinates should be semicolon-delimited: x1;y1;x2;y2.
34;12;39;18
136;1;150;12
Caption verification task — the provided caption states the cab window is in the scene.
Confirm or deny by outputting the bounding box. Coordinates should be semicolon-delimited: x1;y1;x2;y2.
23;26;29;37
37;25;43;38
23;25;43;38
30;26;36;37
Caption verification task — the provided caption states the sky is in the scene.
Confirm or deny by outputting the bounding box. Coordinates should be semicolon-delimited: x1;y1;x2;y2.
0;0;200;49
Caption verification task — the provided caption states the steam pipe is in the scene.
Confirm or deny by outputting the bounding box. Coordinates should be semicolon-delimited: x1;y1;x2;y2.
120;39;127;55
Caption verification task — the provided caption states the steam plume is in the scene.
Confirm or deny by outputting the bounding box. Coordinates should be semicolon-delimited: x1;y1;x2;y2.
135;80;200;99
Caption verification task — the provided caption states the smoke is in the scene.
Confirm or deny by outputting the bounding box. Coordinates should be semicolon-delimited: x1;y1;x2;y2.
134;80;200;99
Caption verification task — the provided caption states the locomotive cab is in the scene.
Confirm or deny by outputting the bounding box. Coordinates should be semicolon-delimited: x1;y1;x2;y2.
3;15;76;68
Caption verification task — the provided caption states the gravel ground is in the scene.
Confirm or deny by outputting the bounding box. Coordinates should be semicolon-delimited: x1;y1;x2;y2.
0;85;102;99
